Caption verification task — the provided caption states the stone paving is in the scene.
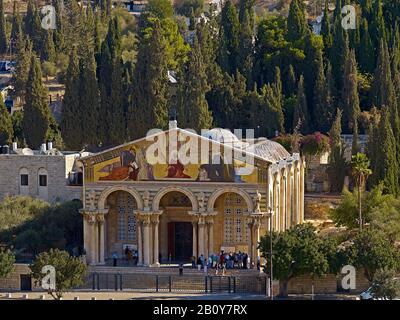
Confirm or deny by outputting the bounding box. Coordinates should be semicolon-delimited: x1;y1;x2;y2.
0;291;359;300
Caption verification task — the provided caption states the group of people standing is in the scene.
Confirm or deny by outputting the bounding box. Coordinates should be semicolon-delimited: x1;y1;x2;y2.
192;251;260;272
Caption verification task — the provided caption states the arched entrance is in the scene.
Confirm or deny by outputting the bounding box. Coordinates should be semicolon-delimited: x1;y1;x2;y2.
104;190;139;260
212;192;251;255
158;191;194;263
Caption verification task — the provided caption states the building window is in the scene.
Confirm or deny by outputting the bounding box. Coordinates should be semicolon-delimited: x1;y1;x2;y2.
39;175;47;187
116;192;137;241
20;174;29;186
223;193;248;245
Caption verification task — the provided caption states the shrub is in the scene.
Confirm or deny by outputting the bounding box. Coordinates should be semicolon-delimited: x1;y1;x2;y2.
301;132;330;155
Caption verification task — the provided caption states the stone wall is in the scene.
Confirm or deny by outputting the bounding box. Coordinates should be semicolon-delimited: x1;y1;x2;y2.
0;154;82;204
288;270;370;294
0;264;40;291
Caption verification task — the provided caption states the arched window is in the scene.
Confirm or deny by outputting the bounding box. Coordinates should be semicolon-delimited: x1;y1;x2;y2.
116;192;137;241
223;193;249;245
38;168;48;200
19;168;29;195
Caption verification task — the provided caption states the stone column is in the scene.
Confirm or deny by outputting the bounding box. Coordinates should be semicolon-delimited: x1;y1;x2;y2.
192;221;197;259
254;219;261;262
153;215;160;266
97;215;105;264
143;216;151;266
208;220;214;256
247;219;253;261
198;218;205;257
300;160;305;223
137;219;143;266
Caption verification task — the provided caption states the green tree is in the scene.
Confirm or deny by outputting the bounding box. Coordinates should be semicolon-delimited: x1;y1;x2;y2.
351;153;372;230
313;51;334;133
79;49;100;148
147;0;174;19
128;20;169;139
30;249;87;300
0;0;7;54
321;0;333;52
351;229;400;282
0;249;15;279
10;0;23;53
60;48;81;150
371;269;400;300
287;0;308;42
374;107;399;195
341;50;360;132
22;56;51;149
259;223;335;297
0;98;13;145
370;0;387;49
41;30;56;63
359;18;375;74
330;184;390;230
327;109;347;192
218;0;240;75
12;38;32;100
177;37;212;131
292;75;309;134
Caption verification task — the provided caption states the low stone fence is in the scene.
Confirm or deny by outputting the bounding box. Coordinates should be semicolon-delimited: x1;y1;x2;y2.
2;264;371;296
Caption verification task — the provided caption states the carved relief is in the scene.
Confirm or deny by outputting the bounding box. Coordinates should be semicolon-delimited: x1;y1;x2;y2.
88;189;96;210
197;192;205;212
142;190;150;210
253;190;262;213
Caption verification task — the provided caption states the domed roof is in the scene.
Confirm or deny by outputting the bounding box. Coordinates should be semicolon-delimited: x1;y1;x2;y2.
202;128;290;163
245;139;290;162
202;128;247;147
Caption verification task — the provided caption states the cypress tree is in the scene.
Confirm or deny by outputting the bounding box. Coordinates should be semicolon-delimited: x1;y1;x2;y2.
327;108;347;192
330;19;349;91
292;75;310;134
219;0;240;75
341;49;360;132
0;0;7;54
371;39;397;110
313;51;333;133
359;18;375;74
238;9;254;88
128;19;169;139
12;39;32;99
377;107;399;195
321;0;333;51
370;0;387;49
41;30;56;62
351;117;360;155
287;0;308;42
10;1;22;53
53;0;66;52
60;48;81;150
24;0;42;53
0;98;13;145
22;56;51;149
333;0;342;22
79;49;100;148
107;57;125;145
265;67;285;135
178;37;212;132
97;17;124;146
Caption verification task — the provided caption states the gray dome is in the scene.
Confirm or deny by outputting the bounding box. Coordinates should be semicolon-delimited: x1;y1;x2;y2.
245;139;290;162
202;128;247;147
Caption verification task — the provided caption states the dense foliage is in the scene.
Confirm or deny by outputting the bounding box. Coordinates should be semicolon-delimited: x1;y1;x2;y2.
0;196;83;261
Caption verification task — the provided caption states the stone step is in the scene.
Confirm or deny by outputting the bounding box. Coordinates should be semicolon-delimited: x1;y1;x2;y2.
88;266;262;276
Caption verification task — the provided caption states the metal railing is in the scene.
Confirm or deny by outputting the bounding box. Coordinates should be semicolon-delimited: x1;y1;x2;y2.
78;273;267;295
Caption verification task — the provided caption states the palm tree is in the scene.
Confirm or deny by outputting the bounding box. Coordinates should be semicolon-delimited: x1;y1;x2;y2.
351;153;372;230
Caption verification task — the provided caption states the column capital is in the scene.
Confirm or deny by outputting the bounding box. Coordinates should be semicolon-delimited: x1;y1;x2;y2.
80;209;108;224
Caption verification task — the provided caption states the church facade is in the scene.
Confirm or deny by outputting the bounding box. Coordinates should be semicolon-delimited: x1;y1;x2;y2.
79;125;305;266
